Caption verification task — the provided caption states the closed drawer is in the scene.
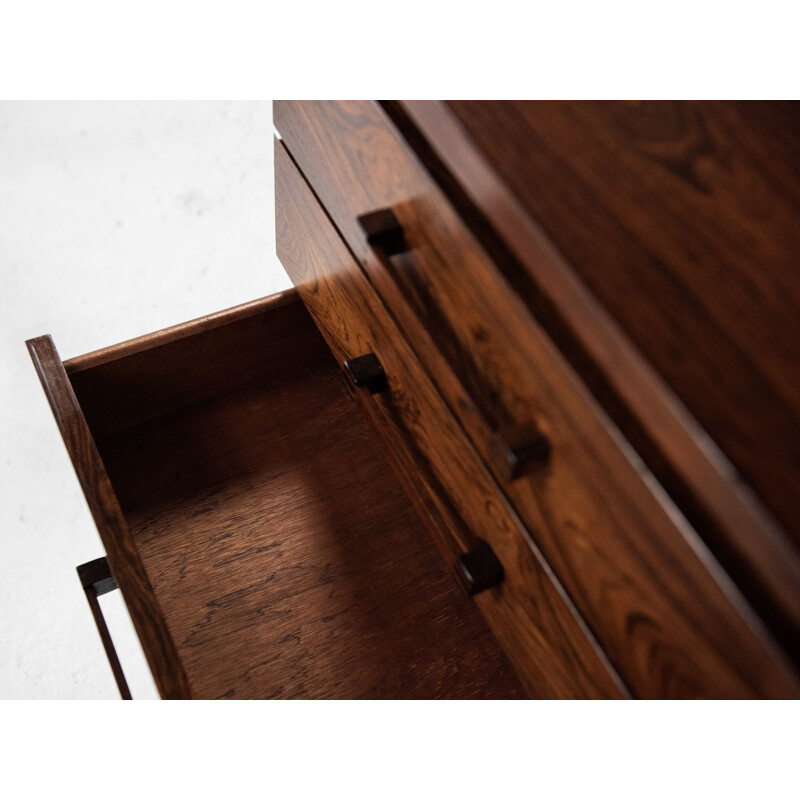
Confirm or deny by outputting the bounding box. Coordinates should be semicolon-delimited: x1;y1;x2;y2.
274;100;800;698
276;137;626;699
27;291;525;699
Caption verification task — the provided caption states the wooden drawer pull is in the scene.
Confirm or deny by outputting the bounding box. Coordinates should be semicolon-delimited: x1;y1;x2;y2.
77;556;132;700
343;348;507;597
358;207;550;481
491;427;551;482
343;352;388;394
458;540;505;595
359;207;408;256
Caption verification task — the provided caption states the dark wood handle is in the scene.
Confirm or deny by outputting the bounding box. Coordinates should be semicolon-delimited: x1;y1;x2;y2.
358;207;550;481
343;352;388;394
77;557;132;700
457;540;505;595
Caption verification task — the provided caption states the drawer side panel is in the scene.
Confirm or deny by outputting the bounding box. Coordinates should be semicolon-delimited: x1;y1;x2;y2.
27;335;192;699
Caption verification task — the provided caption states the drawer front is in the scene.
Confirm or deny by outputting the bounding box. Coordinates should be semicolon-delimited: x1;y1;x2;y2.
274;100;800;698
390;100;800;660
276;137;627;699
442;101;800;550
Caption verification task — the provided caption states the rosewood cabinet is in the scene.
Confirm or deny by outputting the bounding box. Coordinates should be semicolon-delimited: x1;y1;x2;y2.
30;101;800;698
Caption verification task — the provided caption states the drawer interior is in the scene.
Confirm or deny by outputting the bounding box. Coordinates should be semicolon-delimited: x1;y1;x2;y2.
66;296;524;699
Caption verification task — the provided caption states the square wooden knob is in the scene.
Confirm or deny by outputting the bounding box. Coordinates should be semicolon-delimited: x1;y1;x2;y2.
458;540;504;595
343;353;388;394
358;208;408;256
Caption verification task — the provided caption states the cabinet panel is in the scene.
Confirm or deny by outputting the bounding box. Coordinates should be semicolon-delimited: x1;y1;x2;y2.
274;100;800;698
276;137;627;699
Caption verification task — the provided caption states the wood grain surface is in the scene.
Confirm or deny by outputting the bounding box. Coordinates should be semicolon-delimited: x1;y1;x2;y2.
274;100;800;697
27;336;192;698
64;291;298;375
275;137;628;699
445;101;800;550
81;296;524;699
68;292;319;439
385;100;800;662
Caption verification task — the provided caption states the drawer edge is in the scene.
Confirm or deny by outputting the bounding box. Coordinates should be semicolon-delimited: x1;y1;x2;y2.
27;334;192;699
64;290;298;375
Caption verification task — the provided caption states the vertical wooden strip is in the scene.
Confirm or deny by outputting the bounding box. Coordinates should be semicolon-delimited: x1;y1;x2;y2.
28;335;192;699
82;584;133;700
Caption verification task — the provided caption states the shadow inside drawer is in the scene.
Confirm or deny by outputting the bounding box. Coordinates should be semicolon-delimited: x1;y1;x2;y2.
68;298;524;699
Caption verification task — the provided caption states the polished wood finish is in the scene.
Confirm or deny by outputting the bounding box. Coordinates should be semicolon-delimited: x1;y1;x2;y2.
42;293;524;699
385;100;800;659
67;291;312;439
274;101;800;697
358;204;553;483
64;293;298;375
32;100;800;700
443;101;800;549
275;138;627;699
27;336;192;698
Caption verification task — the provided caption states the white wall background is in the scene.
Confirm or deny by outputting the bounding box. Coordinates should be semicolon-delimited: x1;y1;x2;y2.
0;102;291;698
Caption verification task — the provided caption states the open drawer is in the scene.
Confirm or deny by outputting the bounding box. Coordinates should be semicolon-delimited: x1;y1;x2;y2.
27;290;525;699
